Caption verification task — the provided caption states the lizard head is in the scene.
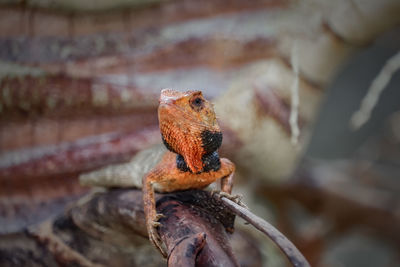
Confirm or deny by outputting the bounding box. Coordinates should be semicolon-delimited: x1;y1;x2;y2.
158;89;222;173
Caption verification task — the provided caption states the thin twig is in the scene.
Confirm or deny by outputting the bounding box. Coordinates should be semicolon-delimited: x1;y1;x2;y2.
289;41;300;145
350;50;400;130
219;196;310;267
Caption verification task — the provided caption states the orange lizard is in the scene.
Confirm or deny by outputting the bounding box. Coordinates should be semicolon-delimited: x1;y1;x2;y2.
142;89;236;257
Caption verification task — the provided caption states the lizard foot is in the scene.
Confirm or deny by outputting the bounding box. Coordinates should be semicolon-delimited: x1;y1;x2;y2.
147;213;168;258
212;191;248;209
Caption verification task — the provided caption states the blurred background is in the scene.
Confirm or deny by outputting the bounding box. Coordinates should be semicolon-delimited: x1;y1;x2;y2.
0;0;399;266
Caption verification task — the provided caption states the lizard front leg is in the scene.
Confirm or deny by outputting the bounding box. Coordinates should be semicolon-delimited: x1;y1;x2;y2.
220;158;235;194
218;158;245;207
142;170;168;257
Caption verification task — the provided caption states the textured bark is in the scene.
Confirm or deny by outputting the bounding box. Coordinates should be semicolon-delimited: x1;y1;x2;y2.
0;75;158;120
0;128;160;233
0;1;286;36
0;189;262;267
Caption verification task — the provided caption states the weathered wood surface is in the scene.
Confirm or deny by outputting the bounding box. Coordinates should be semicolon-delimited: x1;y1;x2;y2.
0;189;263;267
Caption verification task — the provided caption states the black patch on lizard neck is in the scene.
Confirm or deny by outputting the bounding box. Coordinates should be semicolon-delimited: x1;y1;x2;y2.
176;151;221;173
202;151;221;172
201;130;222;154
176;154;191;172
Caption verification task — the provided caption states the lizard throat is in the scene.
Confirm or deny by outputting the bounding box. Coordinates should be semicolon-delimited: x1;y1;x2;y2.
176;151;221;173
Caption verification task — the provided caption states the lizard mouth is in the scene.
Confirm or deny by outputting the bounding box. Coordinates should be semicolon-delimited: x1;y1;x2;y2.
158;96;176;106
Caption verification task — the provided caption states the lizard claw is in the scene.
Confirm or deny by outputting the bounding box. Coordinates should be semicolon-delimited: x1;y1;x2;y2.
212;191;248;209
152;221;162;228
155;213;165;220
147;214;168;258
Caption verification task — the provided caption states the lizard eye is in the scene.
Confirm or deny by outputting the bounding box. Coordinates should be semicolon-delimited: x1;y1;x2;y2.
190;97;204;111
193;97;203;106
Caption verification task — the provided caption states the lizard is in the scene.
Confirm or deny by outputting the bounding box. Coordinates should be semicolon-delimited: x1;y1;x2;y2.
142;89;236;257
80;89;236;257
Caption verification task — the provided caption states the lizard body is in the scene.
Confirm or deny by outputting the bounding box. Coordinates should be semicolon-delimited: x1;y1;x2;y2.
143;89;235;256
80;89;235;257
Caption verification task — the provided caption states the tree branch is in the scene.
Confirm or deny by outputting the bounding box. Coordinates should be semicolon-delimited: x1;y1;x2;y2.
219;196;310;267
